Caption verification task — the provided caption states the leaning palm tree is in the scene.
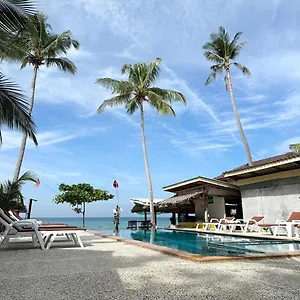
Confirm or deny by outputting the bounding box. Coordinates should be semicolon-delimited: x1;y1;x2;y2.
0;171;37;211
13;12;79;181
0;0;37;145
203;26;253;166
96;58;186;227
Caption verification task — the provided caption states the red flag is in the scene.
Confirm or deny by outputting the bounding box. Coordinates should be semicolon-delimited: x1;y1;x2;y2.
113;180;118;188
34;179;40;188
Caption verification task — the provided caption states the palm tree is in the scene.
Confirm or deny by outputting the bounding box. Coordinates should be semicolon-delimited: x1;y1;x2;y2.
203;26;253;166
96;58;186;227
13;12;79;181
0;171;37;211
0;0;38;145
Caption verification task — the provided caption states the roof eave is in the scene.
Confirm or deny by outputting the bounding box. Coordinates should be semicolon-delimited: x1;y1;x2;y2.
163;176;239;192
223;157;300;178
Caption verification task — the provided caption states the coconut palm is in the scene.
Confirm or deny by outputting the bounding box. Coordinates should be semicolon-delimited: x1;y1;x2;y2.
13;12;79;181
96;58;186;227
0;0;37;145
203;26;253;166
0;171;37;211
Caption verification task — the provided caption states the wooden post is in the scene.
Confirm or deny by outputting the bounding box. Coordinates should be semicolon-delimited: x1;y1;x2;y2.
27;199;33;219
203;193;209;222
172;212;176;225
82;201;86;228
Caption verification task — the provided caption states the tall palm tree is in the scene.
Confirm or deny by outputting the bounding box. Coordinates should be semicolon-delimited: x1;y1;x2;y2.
0;0;37;145
96;58;186;227
13;12;79;181
0;171;37;211
203;26;253;166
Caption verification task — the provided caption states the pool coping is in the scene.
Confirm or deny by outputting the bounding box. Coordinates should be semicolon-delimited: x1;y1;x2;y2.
87;229;300;263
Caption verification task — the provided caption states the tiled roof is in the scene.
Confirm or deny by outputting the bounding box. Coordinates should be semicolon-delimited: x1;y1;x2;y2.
216;152;300;179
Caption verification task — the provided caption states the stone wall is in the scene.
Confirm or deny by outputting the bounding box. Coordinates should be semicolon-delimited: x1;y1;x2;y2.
241;177;300;223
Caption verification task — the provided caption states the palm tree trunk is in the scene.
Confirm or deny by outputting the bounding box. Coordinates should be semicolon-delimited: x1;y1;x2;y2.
140;103;155;228
13;65;39;181
226;68;253;166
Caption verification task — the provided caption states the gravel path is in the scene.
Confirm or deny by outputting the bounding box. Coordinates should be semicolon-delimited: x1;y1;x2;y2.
0;233;300;300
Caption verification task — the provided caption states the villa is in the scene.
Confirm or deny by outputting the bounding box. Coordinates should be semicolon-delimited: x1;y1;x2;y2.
158;152;300;227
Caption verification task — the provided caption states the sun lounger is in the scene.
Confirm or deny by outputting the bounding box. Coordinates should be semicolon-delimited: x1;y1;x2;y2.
8;210;67;226
296;225;300;238
229;216;264;233
197;217;235;231
0;209;85;250
258;212;300;237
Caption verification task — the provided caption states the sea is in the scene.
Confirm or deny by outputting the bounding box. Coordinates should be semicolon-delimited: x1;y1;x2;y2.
37;217;170;231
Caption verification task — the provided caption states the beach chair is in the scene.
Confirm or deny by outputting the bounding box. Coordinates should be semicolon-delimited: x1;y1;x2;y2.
258;212;300;237
229;216;264;233
0;209;85;250
8;210;67;227
296;225;300;238
197;217;235;231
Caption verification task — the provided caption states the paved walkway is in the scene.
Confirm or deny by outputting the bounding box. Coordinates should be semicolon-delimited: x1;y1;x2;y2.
0;233;300;299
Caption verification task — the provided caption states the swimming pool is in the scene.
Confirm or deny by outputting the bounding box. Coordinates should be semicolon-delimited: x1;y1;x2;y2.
97;229;300;256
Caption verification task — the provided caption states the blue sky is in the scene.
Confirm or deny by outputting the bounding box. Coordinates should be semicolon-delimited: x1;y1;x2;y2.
1;0;300;218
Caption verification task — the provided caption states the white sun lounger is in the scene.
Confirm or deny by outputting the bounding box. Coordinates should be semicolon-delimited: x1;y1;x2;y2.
197;217;235;231
0;209;85;250
228;216;264;233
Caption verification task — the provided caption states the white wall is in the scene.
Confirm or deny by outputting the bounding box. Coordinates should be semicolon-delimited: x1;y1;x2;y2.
241;177;300;223
208;197;225;220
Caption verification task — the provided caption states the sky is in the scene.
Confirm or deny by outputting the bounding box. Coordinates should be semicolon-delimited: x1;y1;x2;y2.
1;0;300;218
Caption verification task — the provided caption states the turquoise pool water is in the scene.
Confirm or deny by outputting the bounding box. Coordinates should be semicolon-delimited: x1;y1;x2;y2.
97;229;300;256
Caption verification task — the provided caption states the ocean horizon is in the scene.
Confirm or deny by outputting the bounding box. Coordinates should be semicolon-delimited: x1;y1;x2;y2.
37;216;171;231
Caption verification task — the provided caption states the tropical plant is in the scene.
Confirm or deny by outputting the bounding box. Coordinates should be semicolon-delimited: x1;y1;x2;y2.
203;26;253;165
95;58;186;227
0;171;37;211
289;144;300;153
13;12;79;181
0;0;38;146
54;183;114;228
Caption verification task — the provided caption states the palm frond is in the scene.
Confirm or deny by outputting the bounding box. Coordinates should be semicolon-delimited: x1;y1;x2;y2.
148;87;186;105
0;170;37;209
42;30;79;57
144;58;162;87
231;40;248;58
230;32;242;48
289;144;300;153
121;63;132;75
0;73;37;145
0;30;26;62
233;62;251;77
125;97;140;115
205;71;218;85
203;51;224;63
97;94;132;114
147;91;176;116
95;78;134;94
44;57;77;74
20;55;31;69
0;0;36;32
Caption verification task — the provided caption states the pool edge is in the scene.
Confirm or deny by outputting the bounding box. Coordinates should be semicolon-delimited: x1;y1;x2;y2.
87;230;300;263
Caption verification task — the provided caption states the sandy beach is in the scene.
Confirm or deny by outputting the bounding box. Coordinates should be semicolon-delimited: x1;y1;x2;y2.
0;232;300;300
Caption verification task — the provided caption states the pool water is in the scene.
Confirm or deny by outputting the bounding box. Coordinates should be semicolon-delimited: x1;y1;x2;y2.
98;229;300;256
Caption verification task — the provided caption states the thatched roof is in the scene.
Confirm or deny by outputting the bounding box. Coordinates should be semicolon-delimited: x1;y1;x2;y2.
158;191;203;207
131;204;148;213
